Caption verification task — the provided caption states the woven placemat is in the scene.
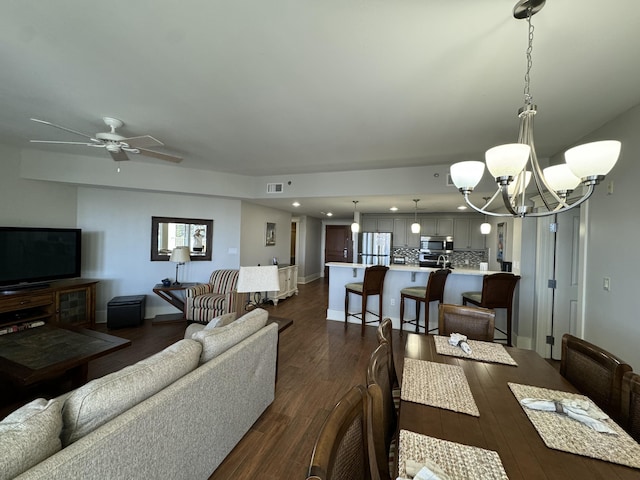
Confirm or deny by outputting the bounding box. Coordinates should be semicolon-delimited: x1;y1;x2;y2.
434;336;518;366
398;429;509;479
509;382;640;469
401;358;479;416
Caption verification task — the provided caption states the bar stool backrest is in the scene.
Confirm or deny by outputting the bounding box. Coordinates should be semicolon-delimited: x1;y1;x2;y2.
480;273;520;308
425;269;450;303
362;265;389;295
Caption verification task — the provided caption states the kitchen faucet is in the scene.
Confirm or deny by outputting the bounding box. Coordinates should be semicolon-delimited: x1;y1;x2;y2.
437;254;449;269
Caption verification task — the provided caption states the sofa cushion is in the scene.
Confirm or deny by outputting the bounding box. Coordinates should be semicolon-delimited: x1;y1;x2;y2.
61;338;202;446
183;311;238;339
205;311;238;330
0;398;63;480
193;308;268;363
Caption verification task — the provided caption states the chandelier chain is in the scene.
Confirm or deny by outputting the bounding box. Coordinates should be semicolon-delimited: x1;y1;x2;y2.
523;6;535;105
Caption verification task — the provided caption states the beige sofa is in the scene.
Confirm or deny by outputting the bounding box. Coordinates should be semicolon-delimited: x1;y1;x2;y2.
1;309;277;480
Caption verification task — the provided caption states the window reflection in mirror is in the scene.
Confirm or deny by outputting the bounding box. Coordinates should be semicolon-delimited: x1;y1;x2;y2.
151;216;213;261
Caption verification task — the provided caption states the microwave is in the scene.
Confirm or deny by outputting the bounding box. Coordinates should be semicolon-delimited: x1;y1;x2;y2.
419;236;454;253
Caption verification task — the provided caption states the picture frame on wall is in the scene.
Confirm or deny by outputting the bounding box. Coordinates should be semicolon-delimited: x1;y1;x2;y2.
497;222;506;263
265;222;276;246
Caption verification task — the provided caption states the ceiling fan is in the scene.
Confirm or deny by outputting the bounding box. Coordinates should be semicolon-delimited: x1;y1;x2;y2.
29;116;183;163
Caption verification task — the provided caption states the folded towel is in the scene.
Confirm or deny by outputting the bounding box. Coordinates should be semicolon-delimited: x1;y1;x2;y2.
520;398;617;434
448;333;472;354
396;459;451;480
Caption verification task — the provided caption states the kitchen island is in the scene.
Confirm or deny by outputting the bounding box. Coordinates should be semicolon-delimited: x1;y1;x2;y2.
326;262;507;334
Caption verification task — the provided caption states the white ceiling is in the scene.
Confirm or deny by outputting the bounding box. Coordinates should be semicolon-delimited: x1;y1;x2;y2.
2;1;639;218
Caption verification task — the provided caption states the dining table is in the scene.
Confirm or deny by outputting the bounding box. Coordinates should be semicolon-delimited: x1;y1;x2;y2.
397;333;640;479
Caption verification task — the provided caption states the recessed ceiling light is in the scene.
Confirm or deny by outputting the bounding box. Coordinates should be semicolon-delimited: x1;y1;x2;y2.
390;206;398;212
292;201;300;207
326;212;333;216
457;205;467;210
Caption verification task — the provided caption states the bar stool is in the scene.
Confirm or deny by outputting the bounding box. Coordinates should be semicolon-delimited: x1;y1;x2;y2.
399;268;450;335
462;273;520;346
345;265;389;336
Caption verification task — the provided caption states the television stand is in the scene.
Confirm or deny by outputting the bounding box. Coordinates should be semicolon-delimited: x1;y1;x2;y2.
0;282;50;294
0;279;98;330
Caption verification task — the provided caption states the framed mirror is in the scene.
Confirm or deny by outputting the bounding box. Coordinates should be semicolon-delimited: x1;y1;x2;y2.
151;216;213;261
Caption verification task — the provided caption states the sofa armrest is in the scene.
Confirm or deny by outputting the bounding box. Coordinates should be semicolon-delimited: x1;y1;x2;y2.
185;283;213;298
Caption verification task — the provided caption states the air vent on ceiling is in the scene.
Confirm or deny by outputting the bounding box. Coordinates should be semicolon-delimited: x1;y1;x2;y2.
266;183;284;194
446;173;454;187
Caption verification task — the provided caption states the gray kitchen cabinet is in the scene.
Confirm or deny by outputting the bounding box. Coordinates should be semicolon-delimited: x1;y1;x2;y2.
421;217;453;236
393;218;408;246
468;217;486;249
376;217;394;232
453;217;487;249
362;217;378;232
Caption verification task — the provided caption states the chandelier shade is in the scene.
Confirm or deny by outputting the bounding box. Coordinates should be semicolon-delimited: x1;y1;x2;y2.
448;1;620;218
450;161;485;190
351;200;360;233
564;140;621;179
411;199;421;234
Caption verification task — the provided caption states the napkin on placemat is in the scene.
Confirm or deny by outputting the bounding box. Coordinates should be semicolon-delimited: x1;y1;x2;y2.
448;333;472;354
520;398;617;434
396;459;451;480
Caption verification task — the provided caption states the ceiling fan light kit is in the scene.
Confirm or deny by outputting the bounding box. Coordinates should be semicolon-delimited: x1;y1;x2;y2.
29;116;183;166
449;0;621;218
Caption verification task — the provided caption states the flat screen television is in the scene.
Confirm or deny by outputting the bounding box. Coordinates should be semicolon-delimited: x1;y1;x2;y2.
0;227;82;288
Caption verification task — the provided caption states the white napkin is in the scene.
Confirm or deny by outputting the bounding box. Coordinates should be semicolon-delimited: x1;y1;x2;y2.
520;397;617;434
397;459;451;480
449;333;472;354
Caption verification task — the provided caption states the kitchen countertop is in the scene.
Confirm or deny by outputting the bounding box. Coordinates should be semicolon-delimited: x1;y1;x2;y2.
325;262;500;276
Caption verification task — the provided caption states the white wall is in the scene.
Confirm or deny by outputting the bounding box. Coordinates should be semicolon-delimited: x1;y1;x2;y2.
77;188;242;321
575;104;640;369
239;201;292;267
299;215;323;282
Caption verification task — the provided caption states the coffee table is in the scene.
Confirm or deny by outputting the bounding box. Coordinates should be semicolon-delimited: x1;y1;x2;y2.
0;324;131;388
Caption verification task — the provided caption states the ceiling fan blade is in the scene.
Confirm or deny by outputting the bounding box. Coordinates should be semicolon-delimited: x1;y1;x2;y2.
137;148;183;163
30;118;98;142
122;135;164;149
109;149;130;161
30;140;98;146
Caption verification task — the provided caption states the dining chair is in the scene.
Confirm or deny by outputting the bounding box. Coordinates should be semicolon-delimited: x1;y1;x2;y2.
560;333;632;421
345;265;389;336
376;318;400;411
307;385;373;480
437;303;495;342
621;371;640;442
367;343;397;480
399;269;450;335
461;272;520;346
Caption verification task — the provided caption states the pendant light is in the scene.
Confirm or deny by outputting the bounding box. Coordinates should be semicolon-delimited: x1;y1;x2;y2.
351;200;360;233
480;197;491;234
411;199;421;234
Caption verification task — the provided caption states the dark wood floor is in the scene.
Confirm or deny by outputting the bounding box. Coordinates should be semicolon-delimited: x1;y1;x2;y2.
1;278;405;478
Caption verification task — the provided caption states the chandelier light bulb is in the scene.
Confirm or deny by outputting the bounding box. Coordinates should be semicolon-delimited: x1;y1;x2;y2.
564;140;621;179
543;164;581;192
485;144;531;179
450;161;485;190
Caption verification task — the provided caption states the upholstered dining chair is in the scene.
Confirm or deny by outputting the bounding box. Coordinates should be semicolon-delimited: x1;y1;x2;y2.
399;269;450;335
367;343;397;480
437;304;495;342
345;265;389;336
307;385;374;480
461;273;520;346
185;269;239;323
560;333;632;421
621;371;640;442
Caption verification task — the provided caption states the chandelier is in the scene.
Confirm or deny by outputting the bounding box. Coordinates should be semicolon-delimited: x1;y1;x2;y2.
449;0;621;218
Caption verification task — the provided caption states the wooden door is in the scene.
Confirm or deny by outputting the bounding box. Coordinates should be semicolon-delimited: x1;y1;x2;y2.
325;225;353;277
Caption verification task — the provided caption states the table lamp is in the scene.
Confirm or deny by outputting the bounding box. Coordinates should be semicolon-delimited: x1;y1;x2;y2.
170;246;191;285
236;265;280;311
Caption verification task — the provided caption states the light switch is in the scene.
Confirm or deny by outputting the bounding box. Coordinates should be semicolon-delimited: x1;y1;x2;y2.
603;277;611;291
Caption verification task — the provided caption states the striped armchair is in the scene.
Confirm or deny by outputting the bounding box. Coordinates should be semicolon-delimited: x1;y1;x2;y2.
185;269;239;323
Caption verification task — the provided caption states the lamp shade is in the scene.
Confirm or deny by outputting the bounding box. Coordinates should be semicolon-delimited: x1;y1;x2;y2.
169;246;191;263
543;164;581;192
450;161;485;189
411;222;420;234
237;265;280;293
564;140;621;178
485;143;531;178
480;222;491;234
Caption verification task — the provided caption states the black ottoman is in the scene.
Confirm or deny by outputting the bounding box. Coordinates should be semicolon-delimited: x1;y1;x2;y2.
107;295;146;329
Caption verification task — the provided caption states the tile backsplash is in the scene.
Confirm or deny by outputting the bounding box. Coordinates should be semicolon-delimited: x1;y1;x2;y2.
391;248;487;268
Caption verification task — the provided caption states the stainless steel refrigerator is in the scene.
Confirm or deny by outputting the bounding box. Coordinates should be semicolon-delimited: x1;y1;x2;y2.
359;232;392;265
